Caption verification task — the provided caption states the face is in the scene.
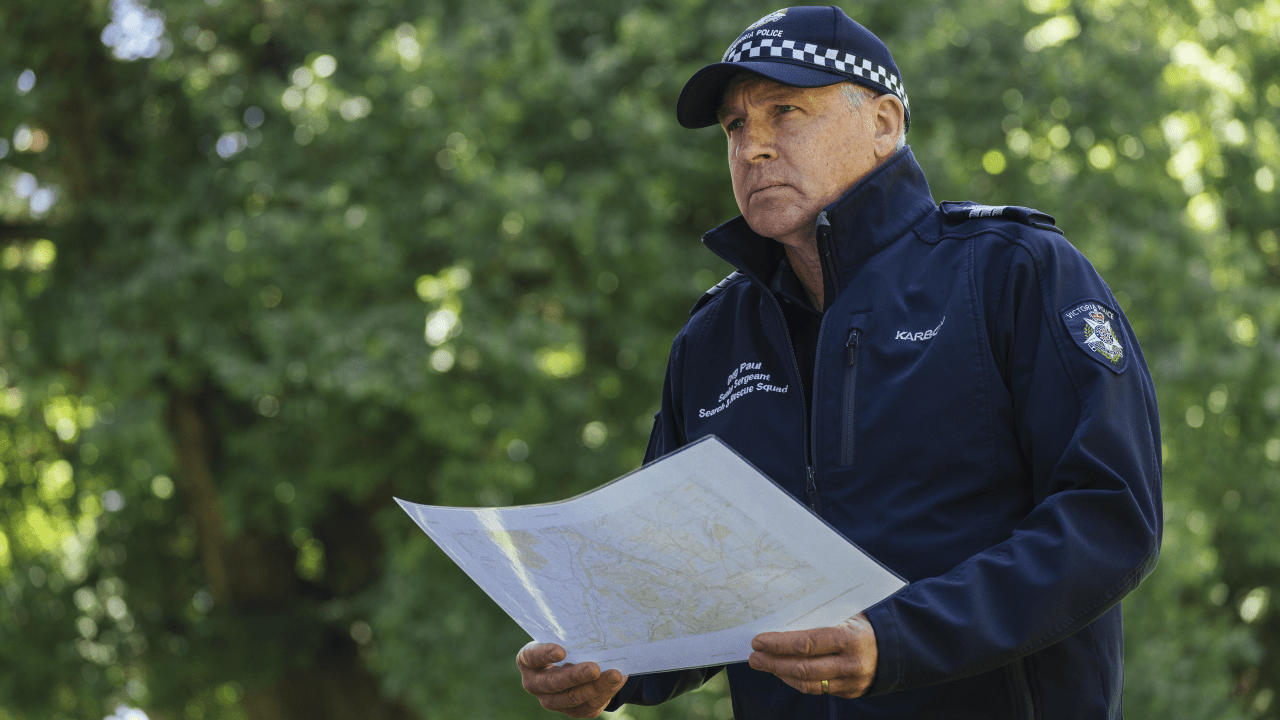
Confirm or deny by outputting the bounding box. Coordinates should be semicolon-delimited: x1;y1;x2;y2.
717;75;901;248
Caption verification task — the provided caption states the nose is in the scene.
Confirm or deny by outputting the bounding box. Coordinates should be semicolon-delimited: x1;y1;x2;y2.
735;118;776;164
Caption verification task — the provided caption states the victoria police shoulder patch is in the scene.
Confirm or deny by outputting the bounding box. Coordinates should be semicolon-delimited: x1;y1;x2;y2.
1061;299;1128;374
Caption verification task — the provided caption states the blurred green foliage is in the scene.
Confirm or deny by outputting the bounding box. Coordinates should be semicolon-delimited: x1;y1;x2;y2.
0;0;1277;718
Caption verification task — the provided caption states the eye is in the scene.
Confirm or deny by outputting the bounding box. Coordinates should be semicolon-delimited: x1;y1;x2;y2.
724;118;744;132
778;105;798;114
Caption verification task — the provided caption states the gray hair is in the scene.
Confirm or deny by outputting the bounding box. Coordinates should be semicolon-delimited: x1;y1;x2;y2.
840;83;906;152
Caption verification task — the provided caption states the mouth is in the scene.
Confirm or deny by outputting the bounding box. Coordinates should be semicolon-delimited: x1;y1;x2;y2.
751;183;789;198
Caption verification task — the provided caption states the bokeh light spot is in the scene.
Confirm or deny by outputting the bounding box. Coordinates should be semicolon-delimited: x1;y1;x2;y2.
101;0;168;60
582;421;608;449
982;150;1006;174
313;54;337;78
16;69;35;94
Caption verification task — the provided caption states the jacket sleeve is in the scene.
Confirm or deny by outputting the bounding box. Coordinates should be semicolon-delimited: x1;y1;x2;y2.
862;232;1163;694
605;335;725;710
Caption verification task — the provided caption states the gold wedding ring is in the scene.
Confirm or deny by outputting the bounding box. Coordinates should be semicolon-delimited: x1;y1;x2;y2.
820;679;829;694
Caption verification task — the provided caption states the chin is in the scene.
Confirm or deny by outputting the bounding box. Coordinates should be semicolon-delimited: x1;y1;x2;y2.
746;208;813;244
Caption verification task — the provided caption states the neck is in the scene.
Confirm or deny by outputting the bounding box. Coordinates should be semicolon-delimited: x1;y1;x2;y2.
783;240;824;311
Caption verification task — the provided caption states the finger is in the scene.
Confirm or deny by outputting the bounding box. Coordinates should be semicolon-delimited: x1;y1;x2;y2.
517;642;567;671
523;661;603;696
798;674;874;700
775;676;827;696
748;651;859;682
562;669;629;718
752;625;852;656
538;667;624;712
562;697;608;720
751;650;874;700
753;652;875;690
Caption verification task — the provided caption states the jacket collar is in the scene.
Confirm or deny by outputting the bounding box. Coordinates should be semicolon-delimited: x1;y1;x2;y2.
701;147;936;299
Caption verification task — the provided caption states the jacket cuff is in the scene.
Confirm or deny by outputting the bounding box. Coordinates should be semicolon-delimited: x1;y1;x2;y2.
862;600;902;696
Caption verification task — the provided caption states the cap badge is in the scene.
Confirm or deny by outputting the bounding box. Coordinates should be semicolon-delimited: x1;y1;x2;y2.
745;8;788;31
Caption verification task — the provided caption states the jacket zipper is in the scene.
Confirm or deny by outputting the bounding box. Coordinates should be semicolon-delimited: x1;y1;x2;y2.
804;304;831;515
1011;658;1036;720
806;467;820;513
753;288;818;512
805;213;840;512
703;212;839;513
840;328;862;466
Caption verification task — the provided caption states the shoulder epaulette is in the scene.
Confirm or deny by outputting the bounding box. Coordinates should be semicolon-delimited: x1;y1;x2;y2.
938;201;1064;236
690;271;747;315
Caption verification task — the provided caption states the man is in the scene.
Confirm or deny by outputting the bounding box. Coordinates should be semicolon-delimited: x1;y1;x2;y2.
517;6;1162;718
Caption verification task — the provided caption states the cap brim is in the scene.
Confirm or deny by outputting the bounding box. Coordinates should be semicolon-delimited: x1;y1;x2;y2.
676;61;850;129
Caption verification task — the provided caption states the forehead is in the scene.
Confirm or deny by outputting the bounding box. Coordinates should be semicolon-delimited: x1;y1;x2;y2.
716;75;809;116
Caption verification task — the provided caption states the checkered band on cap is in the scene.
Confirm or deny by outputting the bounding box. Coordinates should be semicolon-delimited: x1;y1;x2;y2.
724;38;910;113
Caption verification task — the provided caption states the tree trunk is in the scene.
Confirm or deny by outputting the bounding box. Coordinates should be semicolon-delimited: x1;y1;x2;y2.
169;391;415;720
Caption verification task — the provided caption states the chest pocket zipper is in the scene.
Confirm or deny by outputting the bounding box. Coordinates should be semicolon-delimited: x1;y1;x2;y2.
840;323;865;467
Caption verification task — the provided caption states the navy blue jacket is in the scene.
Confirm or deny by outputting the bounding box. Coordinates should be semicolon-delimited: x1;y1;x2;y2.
607;149;1162;719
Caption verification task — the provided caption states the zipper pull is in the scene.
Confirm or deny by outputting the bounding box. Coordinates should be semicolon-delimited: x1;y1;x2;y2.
846;328;861;366
817;212;833;256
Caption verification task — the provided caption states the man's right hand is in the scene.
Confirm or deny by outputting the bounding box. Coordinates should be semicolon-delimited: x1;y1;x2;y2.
517;642;628;718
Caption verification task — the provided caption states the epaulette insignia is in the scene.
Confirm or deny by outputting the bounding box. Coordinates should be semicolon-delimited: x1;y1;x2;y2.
938;201;1064;236
690;271;746;315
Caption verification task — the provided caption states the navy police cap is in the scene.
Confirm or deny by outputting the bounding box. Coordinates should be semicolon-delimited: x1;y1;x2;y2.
676;6;911;131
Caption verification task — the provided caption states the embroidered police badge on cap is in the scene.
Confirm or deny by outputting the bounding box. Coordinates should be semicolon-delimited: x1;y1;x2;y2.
676;6;911;131
1061;300;1128;374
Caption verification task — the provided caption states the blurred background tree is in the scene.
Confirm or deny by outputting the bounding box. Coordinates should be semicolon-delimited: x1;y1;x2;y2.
0;0;1277;718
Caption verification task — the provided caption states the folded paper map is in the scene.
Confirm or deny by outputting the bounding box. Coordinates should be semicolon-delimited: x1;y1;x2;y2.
396;435;905;675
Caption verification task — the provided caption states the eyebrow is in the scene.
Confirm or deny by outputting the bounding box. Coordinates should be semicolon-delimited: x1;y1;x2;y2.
716;85;803;121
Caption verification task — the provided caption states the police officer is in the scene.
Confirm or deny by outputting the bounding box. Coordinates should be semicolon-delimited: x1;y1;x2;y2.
517;7;1161;718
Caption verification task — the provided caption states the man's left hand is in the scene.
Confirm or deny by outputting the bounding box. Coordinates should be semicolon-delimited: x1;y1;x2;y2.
748;613;877;699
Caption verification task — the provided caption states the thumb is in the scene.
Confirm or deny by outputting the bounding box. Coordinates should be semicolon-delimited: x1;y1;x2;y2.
517;642;566;671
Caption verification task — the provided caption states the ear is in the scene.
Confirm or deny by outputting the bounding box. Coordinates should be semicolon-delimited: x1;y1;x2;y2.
870;94;905;158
